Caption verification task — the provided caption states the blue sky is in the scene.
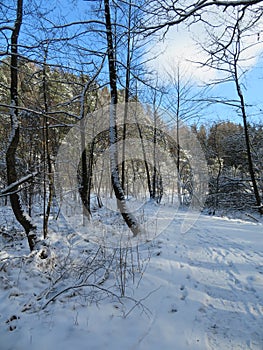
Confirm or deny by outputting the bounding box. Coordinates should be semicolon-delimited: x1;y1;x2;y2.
147;20;263;125
3;0;262;126
200;60;263;125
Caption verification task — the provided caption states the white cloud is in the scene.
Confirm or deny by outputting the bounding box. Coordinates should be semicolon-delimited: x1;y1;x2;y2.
147;11;263;85
148;25;216;83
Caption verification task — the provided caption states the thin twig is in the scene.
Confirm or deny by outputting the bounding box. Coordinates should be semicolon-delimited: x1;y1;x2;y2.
42;283;122;310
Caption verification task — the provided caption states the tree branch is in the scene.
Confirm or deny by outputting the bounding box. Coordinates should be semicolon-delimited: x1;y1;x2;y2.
141;0;263;35
0;172;38;196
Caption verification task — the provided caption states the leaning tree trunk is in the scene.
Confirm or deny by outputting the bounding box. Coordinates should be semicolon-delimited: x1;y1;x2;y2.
104;0;140;235
6;0;37;251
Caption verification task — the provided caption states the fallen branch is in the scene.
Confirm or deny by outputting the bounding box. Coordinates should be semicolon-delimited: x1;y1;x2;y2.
245;213;260;222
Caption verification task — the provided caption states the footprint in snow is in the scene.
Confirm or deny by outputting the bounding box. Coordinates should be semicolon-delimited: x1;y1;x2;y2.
169;304;178;313
6;315;20;331
180;285;188;300
256;265;263;274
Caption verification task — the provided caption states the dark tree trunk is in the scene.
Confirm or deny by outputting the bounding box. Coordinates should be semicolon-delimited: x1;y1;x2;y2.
234;63;262;215
42;45;54;239
121;0;132;190
136;122;153;199
152;109;157;200
86;140;94;214
79;118;91;219
104;0;140;235
6;0;37;251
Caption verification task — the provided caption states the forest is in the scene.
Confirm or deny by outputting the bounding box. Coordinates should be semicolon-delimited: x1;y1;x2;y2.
0;1;263;349
0;0;262;251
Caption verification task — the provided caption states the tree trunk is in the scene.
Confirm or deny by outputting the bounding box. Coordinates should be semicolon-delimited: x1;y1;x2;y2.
79;119;91;220
104;0;140;235
86;137;95;215
42;45;54;238
136;122;153;199
152;108;157;200
234;61;262;215
6;0;37;251
121;0;132;191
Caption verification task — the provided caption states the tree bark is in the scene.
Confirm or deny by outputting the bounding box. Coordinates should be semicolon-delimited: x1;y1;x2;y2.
6;0;37;251
136;122;153;199
234;27;262;215
42;45;54;238
235;78;263;214
121;0;132;190
104;0;140;235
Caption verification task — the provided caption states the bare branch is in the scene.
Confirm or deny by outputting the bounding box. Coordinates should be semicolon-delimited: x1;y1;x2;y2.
141;0;263;35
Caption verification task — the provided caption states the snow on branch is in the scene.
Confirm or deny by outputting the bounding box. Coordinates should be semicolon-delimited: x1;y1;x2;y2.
141;0;263;34
0;172;38;197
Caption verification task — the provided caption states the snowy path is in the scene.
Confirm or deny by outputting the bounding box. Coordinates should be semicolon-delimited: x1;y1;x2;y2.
133;214;263;350
0;211;263;350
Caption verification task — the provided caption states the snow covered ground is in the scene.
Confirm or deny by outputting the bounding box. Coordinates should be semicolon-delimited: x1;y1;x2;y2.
0;205;263;350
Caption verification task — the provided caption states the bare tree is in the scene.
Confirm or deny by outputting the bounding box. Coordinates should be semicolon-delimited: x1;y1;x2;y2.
121;0;132;190
163;65;205;205
198;7;263;214
104;0;141;235
41;43;54;239
5;0;37;250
